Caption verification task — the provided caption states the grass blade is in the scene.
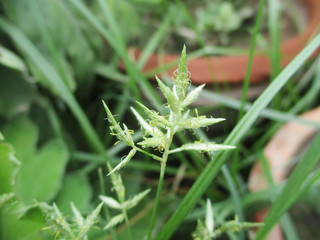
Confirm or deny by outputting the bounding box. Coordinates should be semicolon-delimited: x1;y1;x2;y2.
255;133;320;239
238;0;266;119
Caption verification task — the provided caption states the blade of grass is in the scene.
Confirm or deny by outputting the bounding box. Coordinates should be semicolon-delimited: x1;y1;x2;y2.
68;0;162;109
137;9;173;69
258;152;300;240
268;0;282;80
96;0;139;103
155;34;320;240
221;165;245;240
30;0;74;91
238;0;265;120
255;133;320;239
200;87;320;129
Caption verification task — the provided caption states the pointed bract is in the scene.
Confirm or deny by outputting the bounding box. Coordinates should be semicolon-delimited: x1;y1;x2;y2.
122;189;151;210
178;117;225;129
170;142;235;154
174;45;190;101
136;101;171;129
155;76;179;113
131;107;163;137
99;195;121;209
104;214;125;230
205;199;214;234
107;148;137;176
181;84;205;108
78;202;104;238
71;202;84;228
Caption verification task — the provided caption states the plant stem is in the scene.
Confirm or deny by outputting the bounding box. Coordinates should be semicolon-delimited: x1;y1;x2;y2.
146;128;173;240
136;147;163;161
122;209;133;240
147;161;167;240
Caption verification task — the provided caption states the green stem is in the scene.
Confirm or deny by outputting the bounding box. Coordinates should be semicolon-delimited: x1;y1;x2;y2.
238;0;266;120
146;129;173;240
136;147;163;161
122;209;133;240
147;161;167;240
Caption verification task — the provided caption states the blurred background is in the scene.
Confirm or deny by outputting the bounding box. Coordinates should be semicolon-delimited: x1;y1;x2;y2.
0;0;319;239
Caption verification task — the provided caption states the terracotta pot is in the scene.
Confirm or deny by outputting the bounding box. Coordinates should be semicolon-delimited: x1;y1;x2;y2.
123;0;320;84
248;106;320;240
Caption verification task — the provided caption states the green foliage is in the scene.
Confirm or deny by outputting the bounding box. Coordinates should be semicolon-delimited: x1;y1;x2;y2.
0;140;20;194
0;67;36;118
4;117;69;207
55;173;93;216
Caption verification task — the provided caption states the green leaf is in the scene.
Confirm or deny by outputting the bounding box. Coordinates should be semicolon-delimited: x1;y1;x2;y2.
15;140;69;205
104;213;125;230
108;148;137;176
55;173;92;215
1;202;46;240
0;46;26;71
0;143;19;194
0;66;37;119
3;117;38;160
255;133;320;239
169;142;235;154
122;189;151;210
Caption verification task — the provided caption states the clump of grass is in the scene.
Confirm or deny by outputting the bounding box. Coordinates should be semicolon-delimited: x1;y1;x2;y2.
103;46;235;239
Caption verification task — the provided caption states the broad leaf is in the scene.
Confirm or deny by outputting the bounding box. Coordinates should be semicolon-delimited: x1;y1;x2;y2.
16;140;69;205
55;173;92;215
